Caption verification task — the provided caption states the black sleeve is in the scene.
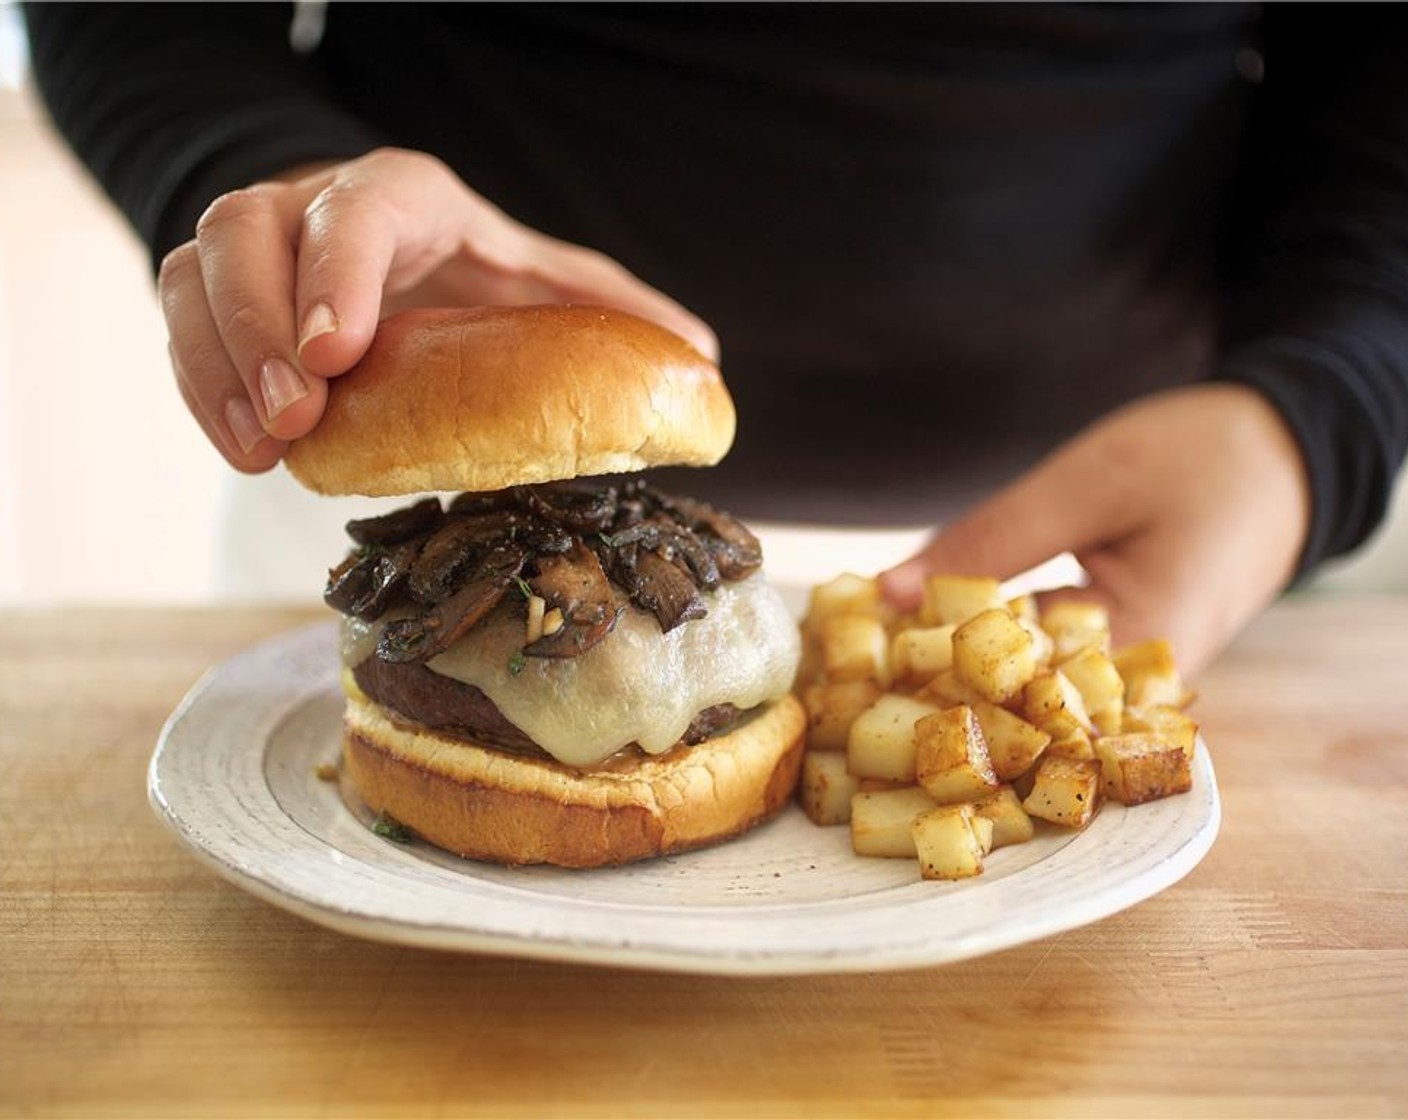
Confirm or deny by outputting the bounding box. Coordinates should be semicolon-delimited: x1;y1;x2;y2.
1218;5;1408;577
21;2;384;270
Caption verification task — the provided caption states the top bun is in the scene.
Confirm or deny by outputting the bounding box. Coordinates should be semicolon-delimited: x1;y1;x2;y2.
285;305;735;496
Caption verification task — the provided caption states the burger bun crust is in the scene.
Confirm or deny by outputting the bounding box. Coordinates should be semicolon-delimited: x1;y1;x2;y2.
341;690;807;868
285;305;736;497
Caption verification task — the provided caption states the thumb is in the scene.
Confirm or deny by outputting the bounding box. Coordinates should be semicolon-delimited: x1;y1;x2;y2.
878;434;1143;610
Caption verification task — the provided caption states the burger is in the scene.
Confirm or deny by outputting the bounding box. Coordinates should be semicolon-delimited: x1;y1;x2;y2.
284;304;806;867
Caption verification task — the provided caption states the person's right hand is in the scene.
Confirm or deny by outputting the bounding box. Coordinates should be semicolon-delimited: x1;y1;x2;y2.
157;147;719;471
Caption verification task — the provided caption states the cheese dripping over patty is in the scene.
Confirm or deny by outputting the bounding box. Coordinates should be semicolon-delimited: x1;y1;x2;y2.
340;574;800;768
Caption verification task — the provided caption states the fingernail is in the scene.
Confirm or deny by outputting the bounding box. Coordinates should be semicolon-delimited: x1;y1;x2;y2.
259;356;308;420
225;397;265;455
298;302;339;354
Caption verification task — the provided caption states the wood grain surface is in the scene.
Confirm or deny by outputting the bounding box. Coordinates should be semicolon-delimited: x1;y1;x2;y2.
2;599;1406;1118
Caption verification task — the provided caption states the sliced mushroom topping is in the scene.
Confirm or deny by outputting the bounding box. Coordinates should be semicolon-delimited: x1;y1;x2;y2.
616;547;707;633
655;523;721;590
638;550;709;632
350;540;422;621
523;540;623;658
379;543;527;663
408;513;517;604
650;489;763;580
514;514;575;556
324;551;375;616
324;539;422;620
448;490;521;517
345;497;442;547
328;479;763;662
521;481;618;533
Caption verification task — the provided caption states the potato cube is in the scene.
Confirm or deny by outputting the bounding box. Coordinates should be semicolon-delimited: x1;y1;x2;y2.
803;679;883;751
846;694;943;782
913;706;1001;804
1094;733;1192;806
1023;670;1096;740
972;786;1035;847
890;624;957;687
799;751;861;826
1012;765;1039;802
1022;755;1102;828
821;614;892;686
1040;600;1111;661
1017;615;1055;669
915;667;985;708
1113;638;1193;709
794;631;823;691
920;575;1006;627
856;777;914;792
1045;727;1095;761
851;787;938;857
953;609;1037;704
1059;647;1125;734
913;805;986;880
1007;594;1039;624
968;699;1050;781
806;572;883;630
1123;705;1199;761
972;815;996;856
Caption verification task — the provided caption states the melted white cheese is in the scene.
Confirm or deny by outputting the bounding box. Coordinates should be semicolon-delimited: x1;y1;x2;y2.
340;575;801;768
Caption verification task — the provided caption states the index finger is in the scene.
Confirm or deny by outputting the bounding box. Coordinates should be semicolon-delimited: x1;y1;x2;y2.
194;184;327;441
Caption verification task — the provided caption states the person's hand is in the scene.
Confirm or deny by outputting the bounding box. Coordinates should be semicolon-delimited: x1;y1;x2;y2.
878;383;1312;675
157;147;718;471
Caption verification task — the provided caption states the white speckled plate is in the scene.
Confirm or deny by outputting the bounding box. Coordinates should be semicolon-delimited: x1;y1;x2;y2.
148;621;1219;975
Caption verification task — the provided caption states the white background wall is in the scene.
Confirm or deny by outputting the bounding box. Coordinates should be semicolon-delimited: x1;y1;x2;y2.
0;15;1403;606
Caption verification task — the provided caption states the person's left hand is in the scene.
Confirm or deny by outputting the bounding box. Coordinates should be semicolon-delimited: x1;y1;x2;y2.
878;383;1312;675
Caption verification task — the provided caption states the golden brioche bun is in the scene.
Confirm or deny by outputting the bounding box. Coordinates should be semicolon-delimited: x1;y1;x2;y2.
285;304;735;496
341;689;807;868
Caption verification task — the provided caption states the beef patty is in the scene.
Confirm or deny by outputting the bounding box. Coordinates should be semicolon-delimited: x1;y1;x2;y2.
351;657;742;760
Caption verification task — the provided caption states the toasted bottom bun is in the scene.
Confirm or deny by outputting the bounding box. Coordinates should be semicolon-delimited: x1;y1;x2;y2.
341;690;807;868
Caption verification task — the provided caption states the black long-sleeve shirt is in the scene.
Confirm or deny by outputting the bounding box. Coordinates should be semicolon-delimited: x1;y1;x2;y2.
22;3;1408;576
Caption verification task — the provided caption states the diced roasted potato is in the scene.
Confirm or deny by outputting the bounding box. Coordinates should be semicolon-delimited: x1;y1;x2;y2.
968;699;1050;781
920;575;1006;627
804;679;884;752
972;815;996;856
1123;704;1199;761
1040;600;1111;661
913;804;986;880
821;614;892;687
1113;638;1194;709
846;694;944;782
1012;764;1039;802
972;786;1035;847
799;751;862;826
890;624;957;687
794;630;824;691
913;706;1001;804
798;566;1199;879
1045;727;1095;761
915;666;986;708
1094;733;1192;806
1023;669;1096;740
856;777;915;792
952;608;1037;704
1022;755;1102;828
1059;647;1125;735
851;787;938;857
1017;615;1055;670
1007;594;1039;624
806;572;883;630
